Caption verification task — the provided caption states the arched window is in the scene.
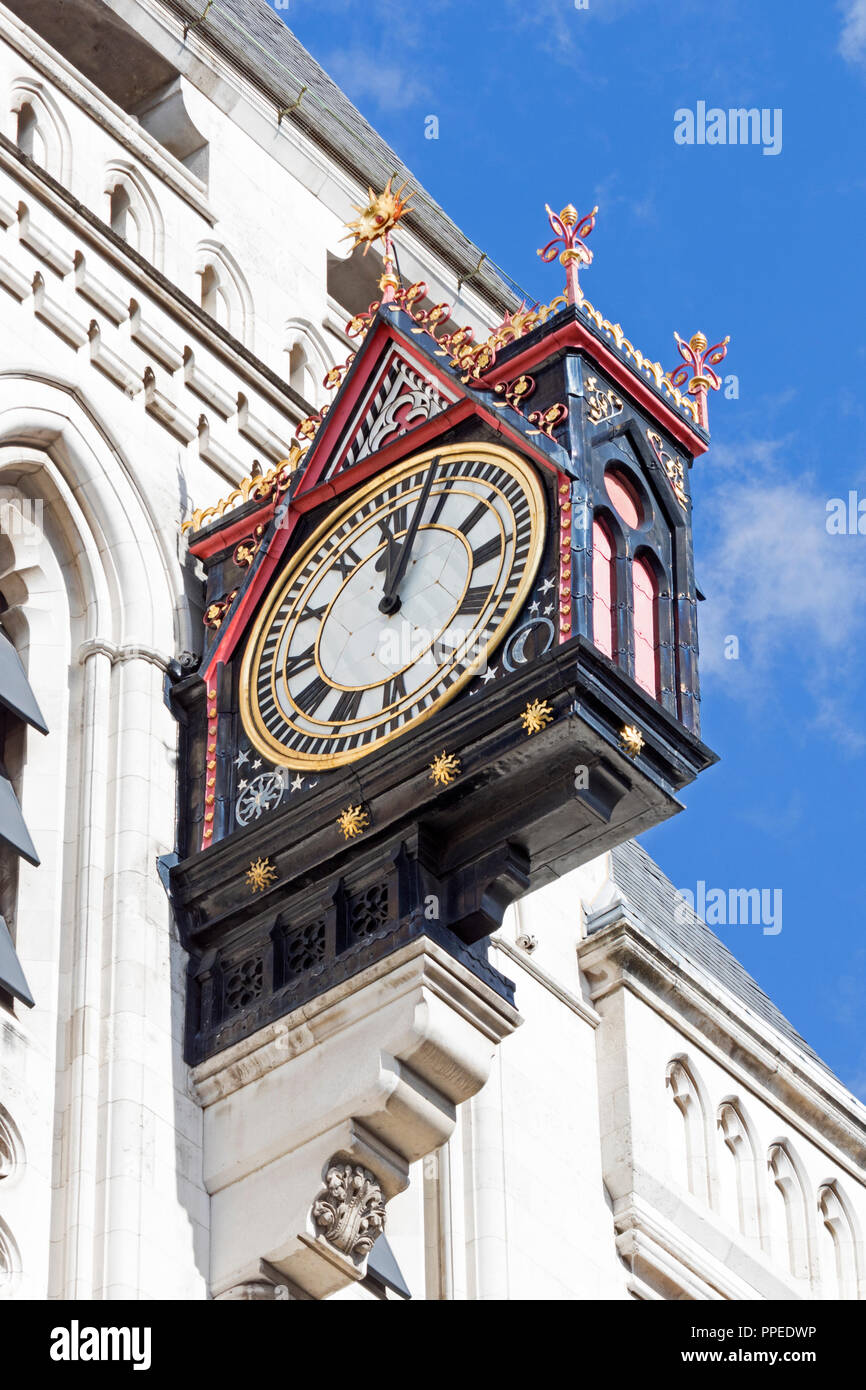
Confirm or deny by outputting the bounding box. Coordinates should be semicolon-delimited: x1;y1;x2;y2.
633;552;660;699
592;518;615;660
717;1102;764;1245
200;263;230;328
767;1143;813;1282
104;167;162;266
818;1183;860;1300
15;102;41;161
288;342;312;400
10;83;70;182
666;1058;712;1205
195;242;254;346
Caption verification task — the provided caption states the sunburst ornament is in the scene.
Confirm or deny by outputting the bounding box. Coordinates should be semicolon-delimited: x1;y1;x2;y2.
337;804;370;840
619;724;645;758
521;698;554;736
246;856;278;893
343;178;413;255
429;750;461;787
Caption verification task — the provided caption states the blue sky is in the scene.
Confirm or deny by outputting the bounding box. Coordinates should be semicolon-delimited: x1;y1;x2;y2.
269;0;866;1095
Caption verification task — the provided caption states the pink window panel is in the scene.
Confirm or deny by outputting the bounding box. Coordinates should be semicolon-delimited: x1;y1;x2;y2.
633;554;660;698
604;470;642;529
592;519;615;659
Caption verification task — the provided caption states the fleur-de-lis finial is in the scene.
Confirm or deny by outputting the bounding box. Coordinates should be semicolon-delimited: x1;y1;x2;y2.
668;331;730;431
538;203;598;305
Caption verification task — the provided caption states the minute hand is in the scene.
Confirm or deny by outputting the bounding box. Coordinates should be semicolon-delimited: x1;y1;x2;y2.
379;456;440;615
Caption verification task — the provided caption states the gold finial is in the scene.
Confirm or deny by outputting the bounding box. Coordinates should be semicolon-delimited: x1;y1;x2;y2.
521;698;554;736
429;751;462;787
619;725;645;758
337;804;370;840
342;178;413;256
689;331;708;354
246;856;278;893
559;204;579;227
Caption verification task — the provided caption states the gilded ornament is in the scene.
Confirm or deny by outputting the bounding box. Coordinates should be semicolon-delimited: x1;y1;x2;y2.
521;698;554;736
343;178;413;255
619;725;645;758
585;376;624;424
246;856;278;893
337;804;370;840
429;750;461;787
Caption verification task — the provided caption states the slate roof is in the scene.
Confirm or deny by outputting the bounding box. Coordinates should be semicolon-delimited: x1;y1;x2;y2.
607;839;833;1078
168;0;519;313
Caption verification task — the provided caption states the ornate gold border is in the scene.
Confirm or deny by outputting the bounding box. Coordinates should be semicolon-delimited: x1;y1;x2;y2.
239;442;547;769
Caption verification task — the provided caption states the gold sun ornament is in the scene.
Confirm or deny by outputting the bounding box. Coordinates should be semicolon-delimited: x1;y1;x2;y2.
619;724;645;758
521;698;554;736
429;751;462;787
246;856;278;893
337;804;370;840
343;178;414;255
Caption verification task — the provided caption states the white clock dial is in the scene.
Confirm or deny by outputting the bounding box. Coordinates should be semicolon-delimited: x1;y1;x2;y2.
240;443;546;769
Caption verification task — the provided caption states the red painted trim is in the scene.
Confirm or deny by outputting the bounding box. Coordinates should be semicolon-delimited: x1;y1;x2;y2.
480;321;708;458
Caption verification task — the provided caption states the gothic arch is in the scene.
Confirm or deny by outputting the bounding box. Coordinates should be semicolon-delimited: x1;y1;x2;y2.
716;1098;766;1248
665;1055;716;1208
284;317;334;407
0;375;189;1297
195;241;254;346
9;79;72;183
104;162;164;267
0;1214;20;1295
817;1180;862;1300
0;1103;23;1182
767;1140;816;1285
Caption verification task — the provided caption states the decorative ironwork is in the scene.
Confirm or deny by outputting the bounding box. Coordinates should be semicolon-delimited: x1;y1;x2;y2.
246;856;278;893
283;920;326;983
182;450;302;534
429;750;461;787
323;354;356;392
538;202;598;304
521;698;554;735
235;770;286;825
343;178;413;256
578;299;700;425
669;330;730;430
493;373;535;413
337;804;369;840
619;724;645;758
311;1162;386;1258
233;525;265;570
204;590;238;630
224;955;263;1012
646;429;688;509
527;402;568;439
585;375;624;424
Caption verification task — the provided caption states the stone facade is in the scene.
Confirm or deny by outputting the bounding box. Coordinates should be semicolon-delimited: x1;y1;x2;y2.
0;0;863;1302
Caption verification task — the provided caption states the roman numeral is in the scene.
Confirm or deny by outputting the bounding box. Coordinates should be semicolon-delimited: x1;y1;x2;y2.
333;545;363;580
458;501;489;538
458;586;490;617
332;689;363;725
283;644;317;678
297;600;328;624
295;674;330;715
472;536;503;567
382;672;406;708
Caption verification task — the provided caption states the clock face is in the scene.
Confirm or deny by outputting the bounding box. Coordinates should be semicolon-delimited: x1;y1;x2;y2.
239;442;546;769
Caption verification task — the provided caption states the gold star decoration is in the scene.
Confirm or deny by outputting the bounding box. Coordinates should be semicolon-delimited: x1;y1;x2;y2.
429;750;461;787
246;856;278;893
619;724;645;758
342;178;413;255
521;698;554;736
337;804;370;840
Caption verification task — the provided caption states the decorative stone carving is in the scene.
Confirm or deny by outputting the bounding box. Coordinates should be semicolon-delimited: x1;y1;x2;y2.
311;1162;386;1258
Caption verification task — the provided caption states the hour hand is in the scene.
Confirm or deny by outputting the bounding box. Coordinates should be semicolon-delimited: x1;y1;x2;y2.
379;456;439;615
375;519;400;576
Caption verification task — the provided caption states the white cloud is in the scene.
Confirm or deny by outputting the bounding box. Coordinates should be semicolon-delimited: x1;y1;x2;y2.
696;438;866;736
839;0;866;64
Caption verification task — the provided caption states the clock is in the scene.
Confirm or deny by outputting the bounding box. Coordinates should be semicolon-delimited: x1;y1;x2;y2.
239;442;546;769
